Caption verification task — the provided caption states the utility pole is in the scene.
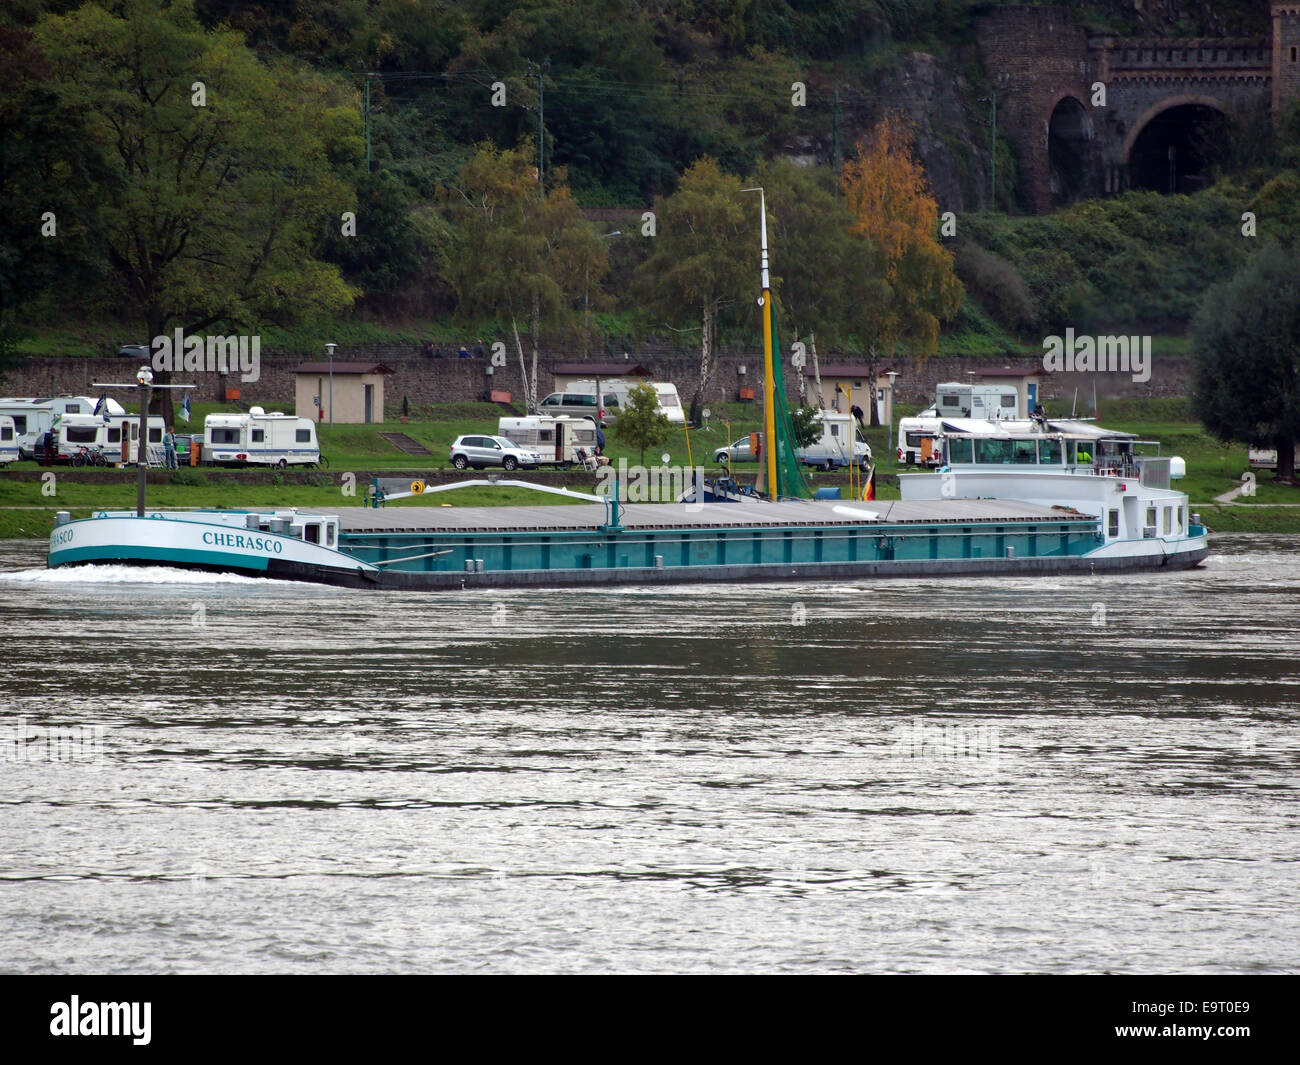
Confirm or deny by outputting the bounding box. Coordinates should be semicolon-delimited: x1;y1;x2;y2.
536;58;550;187
93;366;194;516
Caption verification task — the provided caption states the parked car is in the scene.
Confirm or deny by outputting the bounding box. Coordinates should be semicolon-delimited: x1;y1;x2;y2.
713;437;757;463
538;392;616;426
449;434;544;471
116;342;152;359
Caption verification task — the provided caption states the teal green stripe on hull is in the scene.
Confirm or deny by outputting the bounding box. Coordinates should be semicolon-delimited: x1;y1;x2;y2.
51;545;271;571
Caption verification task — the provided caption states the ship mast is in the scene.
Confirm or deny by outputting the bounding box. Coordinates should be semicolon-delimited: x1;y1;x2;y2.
742;186;778;498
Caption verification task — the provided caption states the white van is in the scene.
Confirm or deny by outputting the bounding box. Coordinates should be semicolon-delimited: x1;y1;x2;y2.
203;407;320;467
498;415;600;467
0;415;18;464
799;411;872;470
53;412;165;464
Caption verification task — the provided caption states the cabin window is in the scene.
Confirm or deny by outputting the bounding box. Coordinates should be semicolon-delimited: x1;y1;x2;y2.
830;423;841;438
906;432;924;447
1162;507;1172;535
10;415;26;434
66;426;97;443
148;427;162;443
251;429;265;442
941;394;959;407
131;423;138;440
540;430;554;442
1145;506;1157;531
1038;439;1062;464
303;524;320;544
0;426;11;441
1108;509;1120;538
212;427;239;444
295;429;311;443
326;525;335;547
107;427;121;443
63;403;79;414
1001;395;1016;408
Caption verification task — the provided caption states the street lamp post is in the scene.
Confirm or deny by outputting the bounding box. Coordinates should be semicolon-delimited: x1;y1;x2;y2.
886;370;898;468
325;342;337;430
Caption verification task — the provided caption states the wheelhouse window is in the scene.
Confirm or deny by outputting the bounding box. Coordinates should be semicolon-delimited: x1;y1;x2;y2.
1038;438;1062;464
1108;509;1120;538
947;438;974;463
1011;441;1037;464
974;438;1014;464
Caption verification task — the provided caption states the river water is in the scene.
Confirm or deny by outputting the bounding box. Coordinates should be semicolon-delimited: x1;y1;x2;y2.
0;534;1296;974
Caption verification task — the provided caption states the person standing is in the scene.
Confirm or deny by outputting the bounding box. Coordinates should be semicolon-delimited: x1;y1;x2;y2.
164;426;177;469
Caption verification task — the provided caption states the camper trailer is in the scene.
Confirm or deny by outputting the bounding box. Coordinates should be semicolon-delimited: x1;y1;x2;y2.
0;416;18;464
203;408;320;467
799;411;872;470
48;413;166;465
897;416;946;467
498;415;600;467
934;382;1019;421
567;379;686;423
0;395;126;459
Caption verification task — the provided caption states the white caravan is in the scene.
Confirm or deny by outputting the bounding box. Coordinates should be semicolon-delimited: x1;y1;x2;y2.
933;382;1019;421
0;395;126;459
0;416;18;464
897;416;946;467
498;415;600;467
203;407;320;467
54;413;165;464
567;378;686;423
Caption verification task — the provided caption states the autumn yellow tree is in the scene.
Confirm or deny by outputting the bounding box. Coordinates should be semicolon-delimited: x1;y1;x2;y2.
841;112;962;421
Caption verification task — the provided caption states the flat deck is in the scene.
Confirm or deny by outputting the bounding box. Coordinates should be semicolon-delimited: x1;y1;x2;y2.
336;498;1090;534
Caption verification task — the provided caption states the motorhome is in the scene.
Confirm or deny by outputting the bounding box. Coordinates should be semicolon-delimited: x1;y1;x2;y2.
0;416;18;464
933;382;1019;421
799;411;872;470
203;408;320;467
0;395;126;459
49;413;165;464
498;415;600;467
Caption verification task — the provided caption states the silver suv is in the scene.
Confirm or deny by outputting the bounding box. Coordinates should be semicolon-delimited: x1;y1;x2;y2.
449;434;543;471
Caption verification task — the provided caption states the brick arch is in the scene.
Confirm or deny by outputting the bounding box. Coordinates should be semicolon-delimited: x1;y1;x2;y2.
1043;90;1095;144
1120;94;1228;163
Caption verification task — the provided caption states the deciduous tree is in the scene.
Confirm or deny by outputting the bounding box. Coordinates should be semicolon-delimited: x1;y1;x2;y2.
1191;243;1300;484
